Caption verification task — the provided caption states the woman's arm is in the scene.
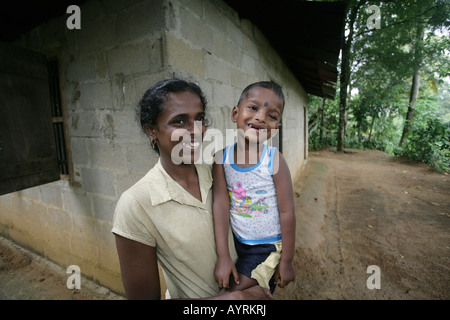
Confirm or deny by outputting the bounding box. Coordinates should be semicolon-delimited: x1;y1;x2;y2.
272;150;296;288
114;234;161;300
212;151;239;289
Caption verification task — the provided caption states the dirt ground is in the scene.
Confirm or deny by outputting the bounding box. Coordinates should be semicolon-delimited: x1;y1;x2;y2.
1;148;448;300
0;238;123;300
275;148;449;300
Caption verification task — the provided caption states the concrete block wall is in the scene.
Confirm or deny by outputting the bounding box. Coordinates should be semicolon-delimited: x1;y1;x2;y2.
0;0;308;295
1;0;168;294
165;0;308;175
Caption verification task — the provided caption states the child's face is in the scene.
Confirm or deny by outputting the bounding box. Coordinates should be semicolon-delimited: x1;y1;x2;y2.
232;87;283;143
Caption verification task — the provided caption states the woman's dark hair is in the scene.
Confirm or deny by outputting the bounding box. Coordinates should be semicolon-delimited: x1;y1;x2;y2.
237;81;285;109
138;78;208;153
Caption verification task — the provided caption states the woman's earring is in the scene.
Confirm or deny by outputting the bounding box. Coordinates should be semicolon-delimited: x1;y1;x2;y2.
151;139;157;149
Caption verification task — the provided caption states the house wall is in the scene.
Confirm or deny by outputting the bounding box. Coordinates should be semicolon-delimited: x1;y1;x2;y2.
0;0;308;295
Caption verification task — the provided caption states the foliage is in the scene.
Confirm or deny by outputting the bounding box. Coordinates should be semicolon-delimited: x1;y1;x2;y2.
399;117;450;173
308;0;450;173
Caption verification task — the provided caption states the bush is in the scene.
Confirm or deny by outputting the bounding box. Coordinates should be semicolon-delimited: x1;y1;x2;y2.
401;117;450;173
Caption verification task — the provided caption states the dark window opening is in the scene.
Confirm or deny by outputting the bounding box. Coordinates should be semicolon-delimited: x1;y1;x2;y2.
47;59;68;177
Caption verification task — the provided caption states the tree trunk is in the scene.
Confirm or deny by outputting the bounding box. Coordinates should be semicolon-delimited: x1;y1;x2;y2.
367;113;376;144
319;97;326;144
399;69;421;145
337;1;360;152
399;24;424;146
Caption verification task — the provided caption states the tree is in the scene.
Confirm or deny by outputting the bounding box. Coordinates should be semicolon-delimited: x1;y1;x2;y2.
350;0;449;146
337;0;367;152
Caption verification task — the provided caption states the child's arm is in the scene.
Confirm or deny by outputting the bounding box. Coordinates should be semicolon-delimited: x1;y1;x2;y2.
272;149;296;288
212;150;239;289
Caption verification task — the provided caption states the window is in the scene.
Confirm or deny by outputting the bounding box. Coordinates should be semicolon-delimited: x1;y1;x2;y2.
0;43;60;195
47;59;69;177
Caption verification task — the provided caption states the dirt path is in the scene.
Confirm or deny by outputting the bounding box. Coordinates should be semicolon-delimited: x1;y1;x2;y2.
275;148;449;299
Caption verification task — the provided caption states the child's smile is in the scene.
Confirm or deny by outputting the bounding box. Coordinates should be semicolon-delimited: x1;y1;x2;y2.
232;87;283;143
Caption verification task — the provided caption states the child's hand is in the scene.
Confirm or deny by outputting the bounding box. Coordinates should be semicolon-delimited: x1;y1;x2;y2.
215;255;239;289
274;259;295;288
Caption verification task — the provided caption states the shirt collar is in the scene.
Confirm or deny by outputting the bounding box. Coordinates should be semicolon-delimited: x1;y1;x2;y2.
147;159;212;209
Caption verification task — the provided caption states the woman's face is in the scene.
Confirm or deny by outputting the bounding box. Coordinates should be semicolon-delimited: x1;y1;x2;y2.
147;90;206;164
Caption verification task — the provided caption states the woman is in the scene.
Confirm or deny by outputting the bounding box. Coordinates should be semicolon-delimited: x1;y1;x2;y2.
112;79;270;299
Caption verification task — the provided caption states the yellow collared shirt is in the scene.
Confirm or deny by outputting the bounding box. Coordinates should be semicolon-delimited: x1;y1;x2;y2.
112;159;236;299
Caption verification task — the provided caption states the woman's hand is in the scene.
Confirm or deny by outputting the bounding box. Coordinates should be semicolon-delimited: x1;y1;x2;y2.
215;255;239;289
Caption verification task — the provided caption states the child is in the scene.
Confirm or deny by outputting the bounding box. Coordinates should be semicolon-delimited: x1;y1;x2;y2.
213;81;296;294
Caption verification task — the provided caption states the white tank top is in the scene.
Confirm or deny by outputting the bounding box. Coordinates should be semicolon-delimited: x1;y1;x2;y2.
222;143;281;245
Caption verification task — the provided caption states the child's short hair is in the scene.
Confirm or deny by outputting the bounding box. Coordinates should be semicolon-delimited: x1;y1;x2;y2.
237;81;285;109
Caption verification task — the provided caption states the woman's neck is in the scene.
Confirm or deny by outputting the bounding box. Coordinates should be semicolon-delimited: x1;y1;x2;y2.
159;152;197;181
158;152;203;202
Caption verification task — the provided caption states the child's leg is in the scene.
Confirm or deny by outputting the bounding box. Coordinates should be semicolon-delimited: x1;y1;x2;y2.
222;273;272;298
228;273;258;292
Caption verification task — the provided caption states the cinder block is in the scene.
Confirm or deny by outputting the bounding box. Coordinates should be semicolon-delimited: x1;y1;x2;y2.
44;226;72;266
124;143;158;173
166;33;205;77
180;7;213;52
63;188;92;217
66;57;97;83
81;167;116;197
205;55;230;83
115;169;151;199
115;0;165;43
100;221;117;250
242;54;256;75
78;82;114;110
92;196;117;222
47;207;72;232
71;235;100;262
77;14;115;55
87;139;125;171
212;82;234;108
133;70;174;98
212;31;241;65
16;186;41;202
40;183;63;209
179;0;203;18
229;67;247;90
204;0;228;32
68;110;102;138
226;19;245;51
93;263;124;295
96;54;108;79
70;137;89;166
107;40;161;76
112;110;145;144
